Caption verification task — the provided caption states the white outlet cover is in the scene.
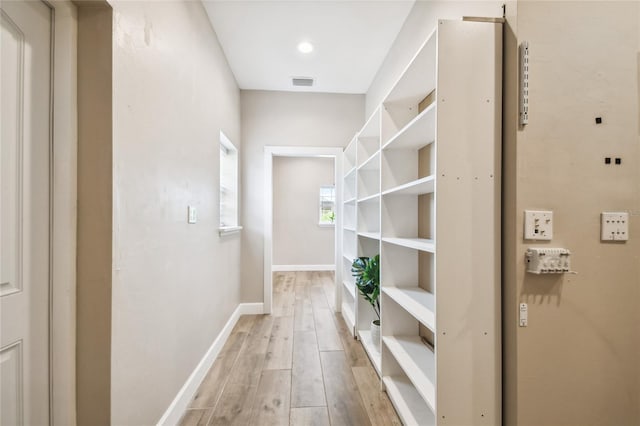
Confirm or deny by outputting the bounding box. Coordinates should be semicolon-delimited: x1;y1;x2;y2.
524;210;553;240
601;212;629;241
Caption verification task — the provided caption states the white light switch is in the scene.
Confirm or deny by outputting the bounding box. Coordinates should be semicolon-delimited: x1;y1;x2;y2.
601;212;629;241
188;206;197;224
524;210;553;240
519;303;528;327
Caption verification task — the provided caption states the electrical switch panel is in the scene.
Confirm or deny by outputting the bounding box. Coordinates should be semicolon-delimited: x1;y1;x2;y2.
524;210;553;240
601;212;629;241
525;248;571;274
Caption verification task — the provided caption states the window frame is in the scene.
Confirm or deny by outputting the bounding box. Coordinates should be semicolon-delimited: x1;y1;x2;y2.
318;184;336;227
219;131;242;235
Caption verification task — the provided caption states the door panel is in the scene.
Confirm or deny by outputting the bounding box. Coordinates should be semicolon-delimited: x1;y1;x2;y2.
0;7;24;297
0;341;23;425
0;1;52;425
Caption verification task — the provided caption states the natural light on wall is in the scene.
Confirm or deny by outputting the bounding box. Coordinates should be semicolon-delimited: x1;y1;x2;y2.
319;185;336;226
219;131;241;235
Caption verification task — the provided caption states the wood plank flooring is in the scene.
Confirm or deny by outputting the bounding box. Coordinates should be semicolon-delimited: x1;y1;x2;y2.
179;271;400;426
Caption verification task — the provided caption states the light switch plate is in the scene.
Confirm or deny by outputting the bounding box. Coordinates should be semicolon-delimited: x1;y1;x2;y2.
524;210;553;240
188;206;197;224
519;303;528;327
601;212;629;241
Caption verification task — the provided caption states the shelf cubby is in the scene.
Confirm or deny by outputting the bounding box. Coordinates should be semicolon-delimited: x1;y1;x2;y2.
344;136;357;174
357;198;379;234
382;286;435;332
383;374;435;426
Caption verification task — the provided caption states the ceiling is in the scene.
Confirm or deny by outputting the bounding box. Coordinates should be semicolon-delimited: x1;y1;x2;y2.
202;1;416;94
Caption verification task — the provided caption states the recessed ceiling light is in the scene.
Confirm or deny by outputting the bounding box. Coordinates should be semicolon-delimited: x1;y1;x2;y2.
297;41;313;54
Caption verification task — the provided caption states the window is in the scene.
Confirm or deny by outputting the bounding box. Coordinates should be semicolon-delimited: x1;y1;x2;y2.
319;185;336;226
219;131;241;234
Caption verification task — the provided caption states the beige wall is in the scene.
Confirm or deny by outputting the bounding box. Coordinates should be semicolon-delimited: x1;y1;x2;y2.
273;157;335;266
76;4;113;425
240;90;364;302
505;2;640;425
109;1;242;424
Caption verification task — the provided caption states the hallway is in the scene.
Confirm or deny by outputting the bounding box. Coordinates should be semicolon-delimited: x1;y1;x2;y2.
179;271;401;425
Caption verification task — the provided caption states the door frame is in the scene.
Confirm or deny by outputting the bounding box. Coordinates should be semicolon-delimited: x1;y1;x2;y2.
263;146;343;314
47;1;78;425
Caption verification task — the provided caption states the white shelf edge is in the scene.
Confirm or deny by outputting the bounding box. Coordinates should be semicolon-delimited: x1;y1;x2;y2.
342;280;356;299
358;232;380;240
382;175;435;197
343;253;354;263
357;149;381;171
383;375;435;426
382;336;436;413
382;286;435;332
381;237;435;252
344;165;357;179
343;226;356;232
359;106;381;139
382;102;436;151
357;193;380;203
341;301;356;335
358;329;382;377
344;197;357;204
219;225;243;236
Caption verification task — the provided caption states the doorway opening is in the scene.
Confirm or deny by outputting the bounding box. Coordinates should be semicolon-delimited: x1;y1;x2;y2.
263;146;343;315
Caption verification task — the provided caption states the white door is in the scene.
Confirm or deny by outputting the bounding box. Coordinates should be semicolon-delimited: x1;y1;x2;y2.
1;1;52;425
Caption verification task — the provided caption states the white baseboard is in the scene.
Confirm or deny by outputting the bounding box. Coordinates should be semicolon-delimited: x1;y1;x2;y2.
272;264;335;272
238;302;264;315
156;302;264;426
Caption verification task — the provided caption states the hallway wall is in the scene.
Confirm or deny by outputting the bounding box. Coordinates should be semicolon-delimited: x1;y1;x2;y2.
273;157;335;267
503;2;640;425
109;1;241;424
240;90;364;302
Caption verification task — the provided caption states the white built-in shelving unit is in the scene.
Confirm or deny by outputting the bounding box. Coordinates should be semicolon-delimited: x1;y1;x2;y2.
340;18;502;425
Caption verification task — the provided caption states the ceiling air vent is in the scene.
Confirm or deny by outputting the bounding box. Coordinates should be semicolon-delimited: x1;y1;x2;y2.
292;77;314;87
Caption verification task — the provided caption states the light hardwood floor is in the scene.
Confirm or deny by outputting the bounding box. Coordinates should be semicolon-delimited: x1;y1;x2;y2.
179;271;401;426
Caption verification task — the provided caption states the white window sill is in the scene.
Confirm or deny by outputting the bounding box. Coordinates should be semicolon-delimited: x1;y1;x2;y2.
318;223;335;228
219;226;243;236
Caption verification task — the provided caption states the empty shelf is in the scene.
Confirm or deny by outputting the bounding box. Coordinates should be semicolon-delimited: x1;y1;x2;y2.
358;150;381;171
358;232;380;240
357;193;380;203
383;375;435;426
383;336;436;413
382;237;435;252
382;175;435;196
358;330;382;377
382;103;436;151
382;286;435;332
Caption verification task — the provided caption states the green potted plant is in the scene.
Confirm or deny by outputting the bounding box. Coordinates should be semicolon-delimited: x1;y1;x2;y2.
351;254;380;347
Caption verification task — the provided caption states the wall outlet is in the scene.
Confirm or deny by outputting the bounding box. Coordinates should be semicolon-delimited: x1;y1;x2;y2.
524;210;553;240
601;212;629;241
